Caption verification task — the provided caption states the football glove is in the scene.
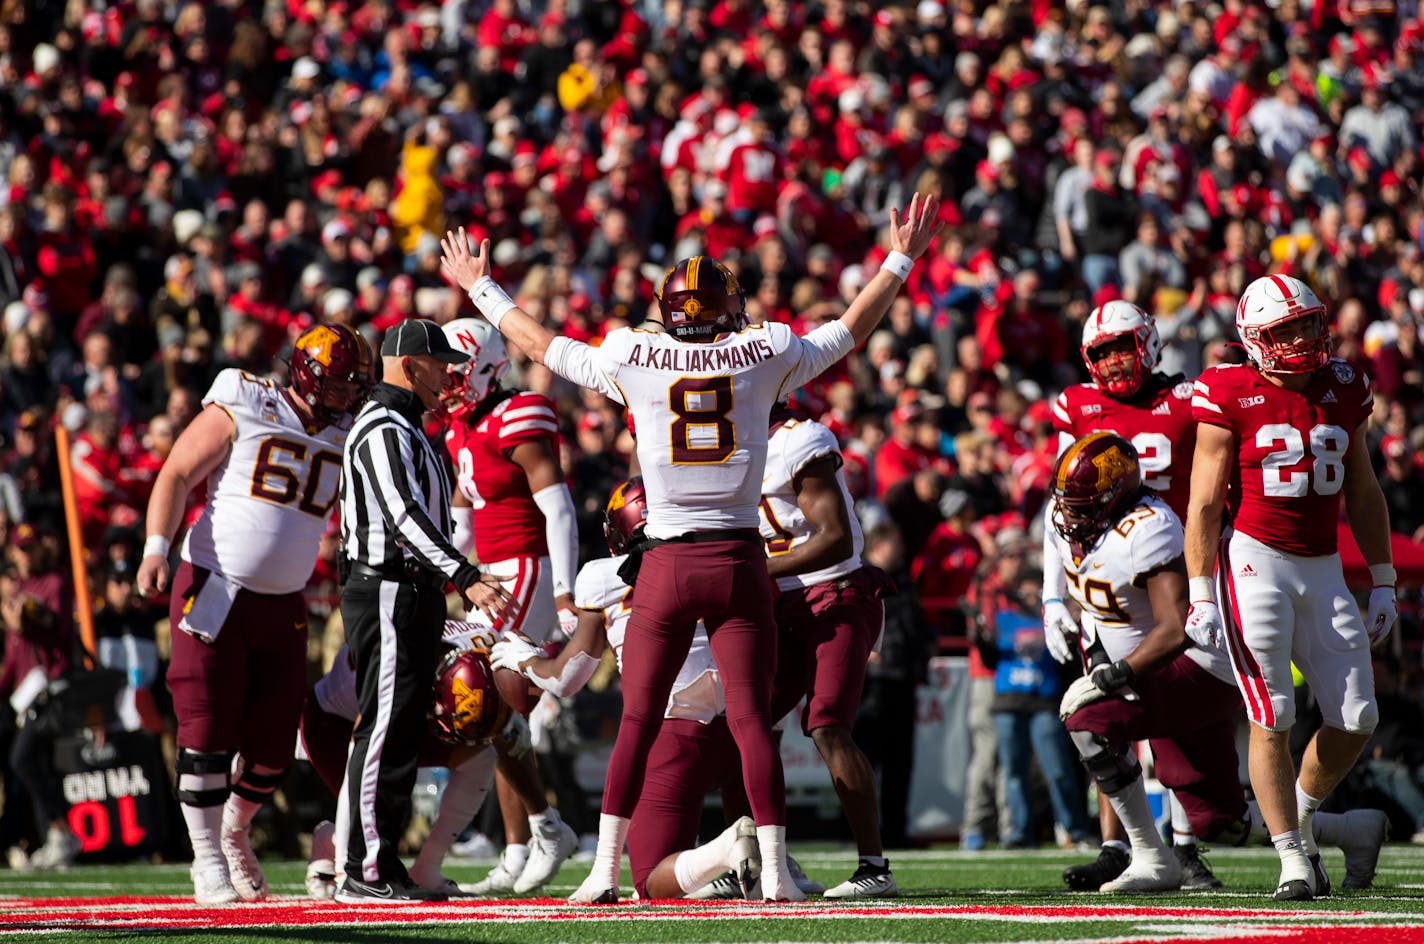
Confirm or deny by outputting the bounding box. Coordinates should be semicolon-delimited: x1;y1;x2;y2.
1366;586;1398;646
490;635;542;676
1058;659;1134;721
1043;599;1080;665
1185;599;1224;651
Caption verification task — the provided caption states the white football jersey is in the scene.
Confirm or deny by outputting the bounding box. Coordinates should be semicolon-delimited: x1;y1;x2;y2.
1048;494;1235;685
183;369;349;595
575;556;723;723
545;321;853;538
759;417;864;591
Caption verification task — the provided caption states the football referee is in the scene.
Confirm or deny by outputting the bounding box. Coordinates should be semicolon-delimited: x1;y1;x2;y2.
335;320;510;903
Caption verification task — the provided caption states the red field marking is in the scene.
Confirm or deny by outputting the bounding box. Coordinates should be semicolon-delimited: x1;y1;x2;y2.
0;897;1418;937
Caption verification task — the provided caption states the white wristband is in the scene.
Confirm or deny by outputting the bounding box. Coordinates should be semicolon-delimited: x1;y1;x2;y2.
881;251;913;281
1189;576;1215;603
1369;563;1397;588
144;535;171;559
468;276;516;328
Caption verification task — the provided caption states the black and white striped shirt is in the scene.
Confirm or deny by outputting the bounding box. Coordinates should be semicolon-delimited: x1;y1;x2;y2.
340;383;466;578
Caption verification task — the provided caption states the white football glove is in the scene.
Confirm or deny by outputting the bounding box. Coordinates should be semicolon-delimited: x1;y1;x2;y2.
1366;586;1398;646
1043;599;1080;665
1185;600;1224;651
496;710;532;759
489;635;541;676
557;608;580;639
1058;659;1134;721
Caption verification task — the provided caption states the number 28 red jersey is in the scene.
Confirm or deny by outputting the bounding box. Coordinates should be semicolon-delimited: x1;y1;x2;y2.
1051;376;1197;521
1191;358;1373;557
443;391;560;562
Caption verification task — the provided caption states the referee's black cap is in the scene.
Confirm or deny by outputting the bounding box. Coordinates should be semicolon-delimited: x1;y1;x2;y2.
381;318;470;364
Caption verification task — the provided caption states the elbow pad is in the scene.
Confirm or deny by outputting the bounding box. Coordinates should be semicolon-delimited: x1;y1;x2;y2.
532;483;578;597
532;650;601;699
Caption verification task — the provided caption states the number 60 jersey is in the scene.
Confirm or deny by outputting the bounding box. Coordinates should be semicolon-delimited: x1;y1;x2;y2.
1191;358;1373;557
182;368;349;594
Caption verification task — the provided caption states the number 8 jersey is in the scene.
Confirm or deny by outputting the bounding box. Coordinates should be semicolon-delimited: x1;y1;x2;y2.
547;321;853;538
183;368;350;594
1191;358;1373;557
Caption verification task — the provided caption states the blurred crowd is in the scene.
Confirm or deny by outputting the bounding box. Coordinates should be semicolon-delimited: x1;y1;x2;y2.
4;0;1424;854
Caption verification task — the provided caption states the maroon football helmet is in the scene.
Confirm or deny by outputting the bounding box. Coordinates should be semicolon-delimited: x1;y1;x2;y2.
290;323;376;426
604;477;649;556
1050;431;1143;546
427;647;511;746
656;256;747;341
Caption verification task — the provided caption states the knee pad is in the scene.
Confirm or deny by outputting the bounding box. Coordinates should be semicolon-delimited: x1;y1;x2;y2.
232;763;287;803
176;749;232;808
1069;729;1140;796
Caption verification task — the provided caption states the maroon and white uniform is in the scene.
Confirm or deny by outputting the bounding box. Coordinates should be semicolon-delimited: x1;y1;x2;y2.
544;319;855;826
575;556;737;899
169;369;348;765
759;417;882;733
445;390;566;642
1192;359;1378;734
1056;495;1247;841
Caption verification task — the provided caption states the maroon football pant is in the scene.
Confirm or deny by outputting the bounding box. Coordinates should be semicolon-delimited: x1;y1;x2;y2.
166;561;308;770
773;568;884;734
604;539;785;825
299;696;354;796
1065;654;1247;840
627;716;743;898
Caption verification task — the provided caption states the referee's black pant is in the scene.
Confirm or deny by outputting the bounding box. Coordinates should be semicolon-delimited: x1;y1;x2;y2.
340;572;444;882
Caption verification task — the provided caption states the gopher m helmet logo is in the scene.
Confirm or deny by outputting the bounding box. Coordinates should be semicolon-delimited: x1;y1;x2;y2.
296;324;342;367
1091;444;1134;493
449;675;484;727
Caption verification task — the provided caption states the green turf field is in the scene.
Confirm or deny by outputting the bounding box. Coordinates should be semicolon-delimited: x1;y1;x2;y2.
5;843;1424;942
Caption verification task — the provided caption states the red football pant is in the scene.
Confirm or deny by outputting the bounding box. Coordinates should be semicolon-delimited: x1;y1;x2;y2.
603;539;785;825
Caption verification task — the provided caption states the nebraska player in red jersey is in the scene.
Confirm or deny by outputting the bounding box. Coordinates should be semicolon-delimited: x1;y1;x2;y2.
439;317;579;894
1041;300;1211;891
1185;274;1398;901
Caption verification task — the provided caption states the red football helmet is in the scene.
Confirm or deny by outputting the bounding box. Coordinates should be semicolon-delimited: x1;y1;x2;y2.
604;477;649;556
1050;431;1143;546
427;647;511;746
290;323;376;426
656;256;747;341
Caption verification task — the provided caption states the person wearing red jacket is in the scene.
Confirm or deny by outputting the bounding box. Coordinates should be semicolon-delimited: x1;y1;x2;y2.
719;110;784;223
34;185;98;329
874;401;941;499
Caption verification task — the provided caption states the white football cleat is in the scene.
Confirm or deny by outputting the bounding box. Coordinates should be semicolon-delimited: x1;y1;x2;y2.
823;862;898;899
514;818;579;894
305;820;337;901
567;863;620;905
687;871;742;900
191;854;241;905
27;827;80;871
220;824;268;901
464;849;523;894
1099;853;1183;894
1338;809;1389;890
727;817;761;900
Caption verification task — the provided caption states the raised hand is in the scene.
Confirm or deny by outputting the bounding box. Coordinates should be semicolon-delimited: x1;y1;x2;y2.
888;192;945;261
439;227;490;293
